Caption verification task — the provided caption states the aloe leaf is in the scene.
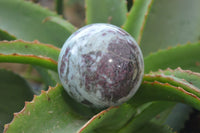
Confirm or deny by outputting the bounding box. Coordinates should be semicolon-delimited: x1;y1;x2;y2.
118;102;175;133
6;68;200;132
0;40;60;60
0;55;57;71
0;69;33;133
43;16;77;33
144;42;200;73
0;0;75;47
139;0;200;56
0;40;60;86
131;81;200;110
149;68;200;131
0;40;60;71
79;70;200;132
79;104;136;133
142;68;200;107
0;29;16;41
123;0;153;43
122;68;200;132
34;67;59;87
0;0;75;86
4;84;95;133
144;75;200;98
144;68;200;132
162;103;193;132
117;101;174;133
151;68;200;88
85;0;127;26
121;80;199;132
136;122;174;133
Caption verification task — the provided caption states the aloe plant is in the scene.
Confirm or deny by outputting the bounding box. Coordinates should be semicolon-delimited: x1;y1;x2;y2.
0;0;200;132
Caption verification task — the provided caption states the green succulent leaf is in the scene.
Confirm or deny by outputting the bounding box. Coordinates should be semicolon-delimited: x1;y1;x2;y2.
79;104;136;133
144;42;200;73
123;67;200;132
135;122;174;133
0;0;75;47
5;67;200;133
144;75;200;99
0;40;60;61
0;29;16;41
0;69;33;133
123;0;153;43
85;0;127;26
140;0;200;56
118;102;175;133
34;67;59;87
79;102;174;133
79;68;200;133
0;0;76;86
0;40;60;71
142;68;200;132
122;79;200;132
43;17;77;33
132;81;200;110
4;84;95;133
149;68;200;132
1;1;200;133
161;103;193;132
78;102;171;133
150;68;200;88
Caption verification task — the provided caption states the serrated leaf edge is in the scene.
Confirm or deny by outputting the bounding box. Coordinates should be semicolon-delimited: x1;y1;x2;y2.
78;106;119;133
144;74;200;94
137;0;154;44
145;42;200;61
143;80;200;103
0;40;61;51
3;84;61;133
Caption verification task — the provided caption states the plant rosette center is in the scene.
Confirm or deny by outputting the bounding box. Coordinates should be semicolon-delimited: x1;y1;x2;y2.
58;23;144;108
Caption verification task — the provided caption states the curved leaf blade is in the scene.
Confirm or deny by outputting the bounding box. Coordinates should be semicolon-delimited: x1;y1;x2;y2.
34;67;59;88
118;102;175;133
43;17;77;33
120;68;200;132
79;104;136;133
0;40;60;61
85;0;127;26
79;68;200;133
151;67;200;88
132;81;200;110
150;68;200;131
123;0;153;43
0;40;60;71
144;42;200;73
136;122;174;133
140;0;200;56
0;54;57;71
0;0;75;47
0;69;33;132
144;74;200;98
4;84;95;133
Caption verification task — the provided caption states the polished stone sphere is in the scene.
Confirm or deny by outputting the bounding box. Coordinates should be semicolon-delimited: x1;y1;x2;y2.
58;23;144;108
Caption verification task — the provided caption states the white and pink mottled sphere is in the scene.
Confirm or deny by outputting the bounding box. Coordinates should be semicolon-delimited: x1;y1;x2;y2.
58;23;144;108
